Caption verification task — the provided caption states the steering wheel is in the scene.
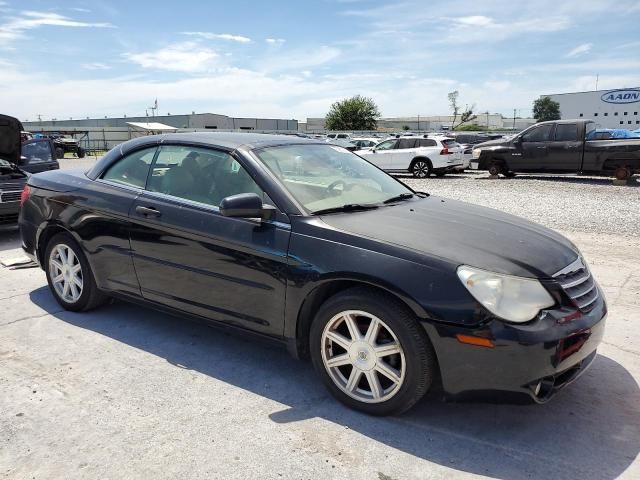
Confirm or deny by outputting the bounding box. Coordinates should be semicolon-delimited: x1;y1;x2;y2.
327;180;354;196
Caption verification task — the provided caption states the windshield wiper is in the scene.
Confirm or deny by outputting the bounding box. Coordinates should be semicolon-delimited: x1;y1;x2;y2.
383;193;414;204
312;203;379;215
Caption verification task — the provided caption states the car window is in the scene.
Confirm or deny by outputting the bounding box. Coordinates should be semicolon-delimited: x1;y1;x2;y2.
21;140;53;164
102;147;156;188
554;124;578;141
397;139;417;149
585;122;596;139
417;138;437;147
337;134;348;139
256;144;411;213
147;145;264;207
521;124;553;142
375;139;397;150
441;139;461;148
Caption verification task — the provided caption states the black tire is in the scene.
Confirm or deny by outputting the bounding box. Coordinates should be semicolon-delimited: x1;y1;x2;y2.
309;287;437;416
44;232;108;312
77;147;86;158
614;166;631;181
411;159;432;178
488;162;503;176
55;147;64;159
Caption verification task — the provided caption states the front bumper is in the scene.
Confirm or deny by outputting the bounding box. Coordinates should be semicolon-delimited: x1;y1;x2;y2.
422;290;607;402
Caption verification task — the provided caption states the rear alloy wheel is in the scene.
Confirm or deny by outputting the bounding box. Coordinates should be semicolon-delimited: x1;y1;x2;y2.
77;147;86;158
615;166;631;181
411;160;431;178
310;288;436;415
44;232;107;312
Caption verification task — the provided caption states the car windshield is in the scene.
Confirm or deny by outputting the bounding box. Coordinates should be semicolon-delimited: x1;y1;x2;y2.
254;144;413;214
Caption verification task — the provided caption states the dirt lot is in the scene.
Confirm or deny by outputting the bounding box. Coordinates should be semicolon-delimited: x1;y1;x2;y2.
1;160;639;479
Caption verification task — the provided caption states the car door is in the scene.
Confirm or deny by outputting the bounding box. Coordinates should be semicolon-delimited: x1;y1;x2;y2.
19;139;59;173
516;123;554;171
365;139;397;169
391;138;417;170
128;144;290;336
546;123;583;172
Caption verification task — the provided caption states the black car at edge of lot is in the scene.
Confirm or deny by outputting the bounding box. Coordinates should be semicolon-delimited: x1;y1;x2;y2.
1;114;58;224
19;132;606;415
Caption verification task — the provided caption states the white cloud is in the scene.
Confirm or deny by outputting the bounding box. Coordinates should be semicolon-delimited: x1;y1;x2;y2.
70;7;91;13
566;43;592;57
0;10;113;43
182;31;251;43
265;38;285;45
456;15;494;26
123;42;218;72
82;62;111;70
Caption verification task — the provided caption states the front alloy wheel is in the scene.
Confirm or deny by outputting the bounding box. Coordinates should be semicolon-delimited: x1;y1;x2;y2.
310;288;436;415
321;310;406;403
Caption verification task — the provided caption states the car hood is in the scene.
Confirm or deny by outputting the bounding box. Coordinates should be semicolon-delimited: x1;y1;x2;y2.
0;114;22;165
320;196;578;278
474;137;512;149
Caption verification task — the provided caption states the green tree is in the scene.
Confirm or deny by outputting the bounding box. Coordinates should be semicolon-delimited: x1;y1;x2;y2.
402;125;410;131
533;97;561;122
325;95;381;130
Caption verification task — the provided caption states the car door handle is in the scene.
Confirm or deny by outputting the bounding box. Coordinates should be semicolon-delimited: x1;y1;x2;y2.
135;206;161;217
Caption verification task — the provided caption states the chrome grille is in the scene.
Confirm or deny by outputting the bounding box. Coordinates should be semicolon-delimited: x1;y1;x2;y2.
553;258;599;312
0;190;21;203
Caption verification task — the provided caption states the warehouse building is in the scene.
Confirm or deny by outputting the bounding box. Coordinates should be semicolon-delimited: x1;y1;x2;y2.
544;88;640;129
22;112;298;131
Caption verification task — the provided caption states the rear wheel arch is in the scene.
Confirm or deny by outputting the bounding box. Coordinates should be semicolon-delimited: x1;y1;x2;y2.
293;279;430;360
37;224;71;266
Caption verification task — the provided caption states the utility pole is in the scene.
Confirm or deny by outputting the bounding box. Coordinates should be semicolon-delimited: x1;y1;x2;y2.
486;111;490;129
513;108;516;131
595;73;599;90
417;114;420;131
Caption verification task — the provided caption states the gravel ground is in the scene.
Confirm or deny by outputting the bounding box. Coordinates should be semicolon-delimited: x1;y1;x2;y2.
400;172;640;238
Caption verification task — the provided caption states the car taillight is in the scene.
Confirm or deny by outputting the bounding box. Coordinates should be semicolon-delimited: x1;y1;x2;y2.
440;147;451;155
20;185;31;206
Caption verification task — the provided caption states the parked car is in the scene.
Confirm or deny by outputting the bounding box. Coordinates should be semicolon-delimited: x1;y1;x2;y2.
350;138;379;149
471;119;640;180
19;133;606;415
35;133;86;159
356;136;464;177
1;115;29;225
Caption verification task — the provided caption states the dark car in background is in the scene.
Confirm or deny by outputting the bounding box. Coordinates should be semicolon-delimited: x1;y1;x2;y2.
472;119;640;180
19;133;606;415
0;114;58;224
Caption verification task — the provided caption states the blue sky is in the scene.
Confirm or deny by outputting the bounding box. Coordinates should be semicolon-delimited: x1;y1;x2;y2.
1;0;640;122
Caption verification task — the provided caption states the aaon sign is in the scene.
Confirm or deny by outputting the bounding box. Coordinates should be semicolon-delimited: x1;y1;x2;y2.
601;89;640;104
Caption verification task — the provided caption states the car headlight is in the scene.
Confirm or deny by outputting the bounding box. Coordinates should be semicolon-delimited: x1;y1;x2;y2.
472;149;482;159
457;265;555;323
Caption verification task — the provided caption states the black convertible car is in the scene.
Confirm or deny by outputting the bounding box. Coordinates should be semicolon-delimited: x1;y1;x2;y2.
19;133;606;415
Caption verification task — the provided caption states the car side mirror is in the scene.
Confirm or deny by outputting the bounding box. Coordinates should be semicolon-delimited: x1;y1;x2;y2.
219;193;276;221
513;137;522;145
19;155;28;164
